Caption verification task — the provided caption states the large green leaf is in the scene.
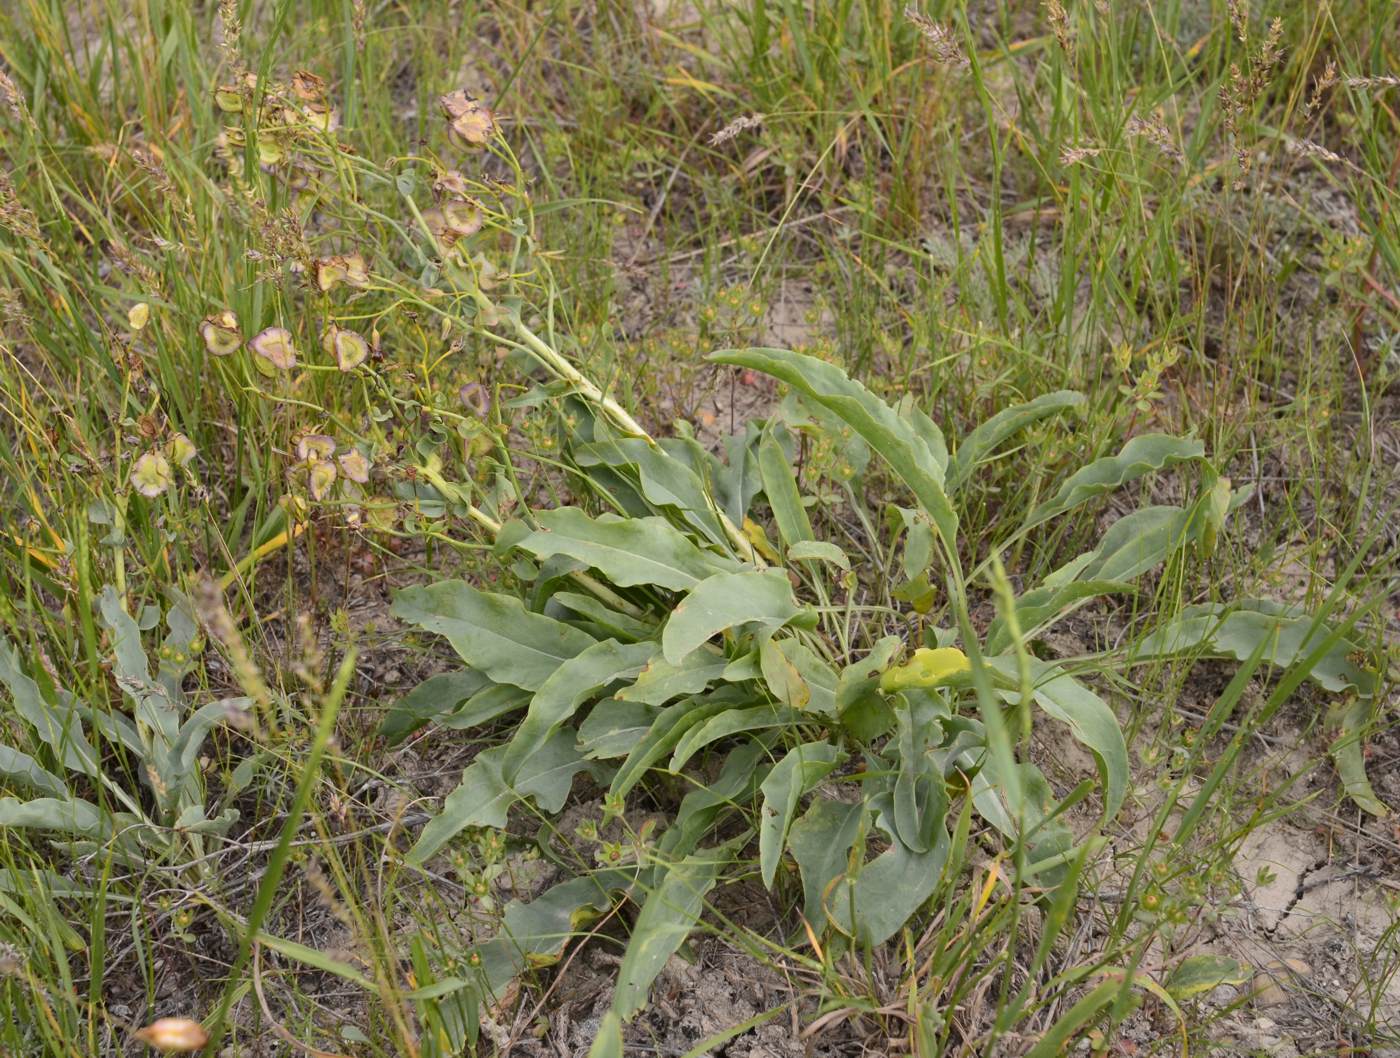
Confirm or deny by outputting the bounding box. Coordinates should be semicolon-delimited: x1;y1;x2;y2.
579;699;662;758
661;570;802;664
711;349;957;550
1329;697;1389;817
0;744;68;799
0;638;99;778
996;662;1127;819
756;431;814;546
1136;599;1378;696
614;845;730;1019
574;437;728;546
827;794;950;946
788;798;864;933
669;704;795;771
392;581;596;691
758;742;843;887
0;795;110;839
1024;434;1205;529
949;390;1084;489
378;669;492;744
617;652;733;706
503;640;655;776
608;695;738;799
516;507;738;591
409;730;591;863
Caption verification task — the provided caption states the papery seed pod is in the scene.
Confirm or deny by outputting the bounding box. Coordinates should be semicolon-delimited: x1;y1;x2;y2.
167;433;197;466
308;458;337;501
441;199;482;239
304;104;339;133
201;312;241;356
130;452;174;498
322;324;370;371
249;327;297;370
291;70;327;102
337;448;370;484
439;89;496;147
315;256;348;292
297;434;336;462
133;1017;209;1052
341;252;369;286
213;83;243;112
128;302;151;330
434;169;471;197
315;253;368;292
459;381;491;417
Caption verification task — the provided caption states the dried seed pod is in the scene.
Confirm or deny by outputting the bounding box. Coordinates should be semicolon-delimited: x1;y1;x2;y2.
308;458;338;501
321;324;370;371
338;448;370;484
434;168;471;197
167;433;197;466
441;199;482;238
130;451;174;498
296;434;337;462
459;381;491;417
291;70;327;102
200;312;241;356
315;252;369;292
249;326;297;370
133;1017;209;1052
439;89;496;147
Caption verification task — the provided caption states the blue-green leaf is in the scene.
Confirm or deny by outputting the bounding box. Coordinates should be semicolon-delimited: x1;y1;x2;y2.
711;349;957;551
516;507;738;591
661;570;802;664
758;742;843;887
949;391;1084;489
392;581;596;691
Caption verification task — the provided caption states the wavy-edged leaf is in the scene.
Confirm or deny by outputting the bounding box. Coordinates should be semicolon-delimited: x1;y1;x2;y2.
758;742;842;887
786;540;849;569
617;652;732;706
757;432;814;546
1136;599;1378;696
788;797;864;933
552;591;658;642
575;437;727;546
466;869;639;1013
615;845;730;1019
669;704;794;771
661;570;802;664
439;683;531;731
0;638;99;777
711;348;957;550
608;695;738;800
409;731;590;863
503;640;656;775
1330;698;1389;817
1024;434;1205;530
1165;954;1250;1000
579;699;661;758
0;795;110;839
0;744;68;799
379;669;491;744
827;793;949;946
1017;663;1127;819
392;581;596;691
517;508;738;591
949;390;1084;489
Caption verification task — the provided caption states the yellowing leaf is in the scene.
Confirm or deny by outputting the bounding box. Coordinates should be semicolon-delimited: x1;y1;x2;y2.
879;647;970;693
